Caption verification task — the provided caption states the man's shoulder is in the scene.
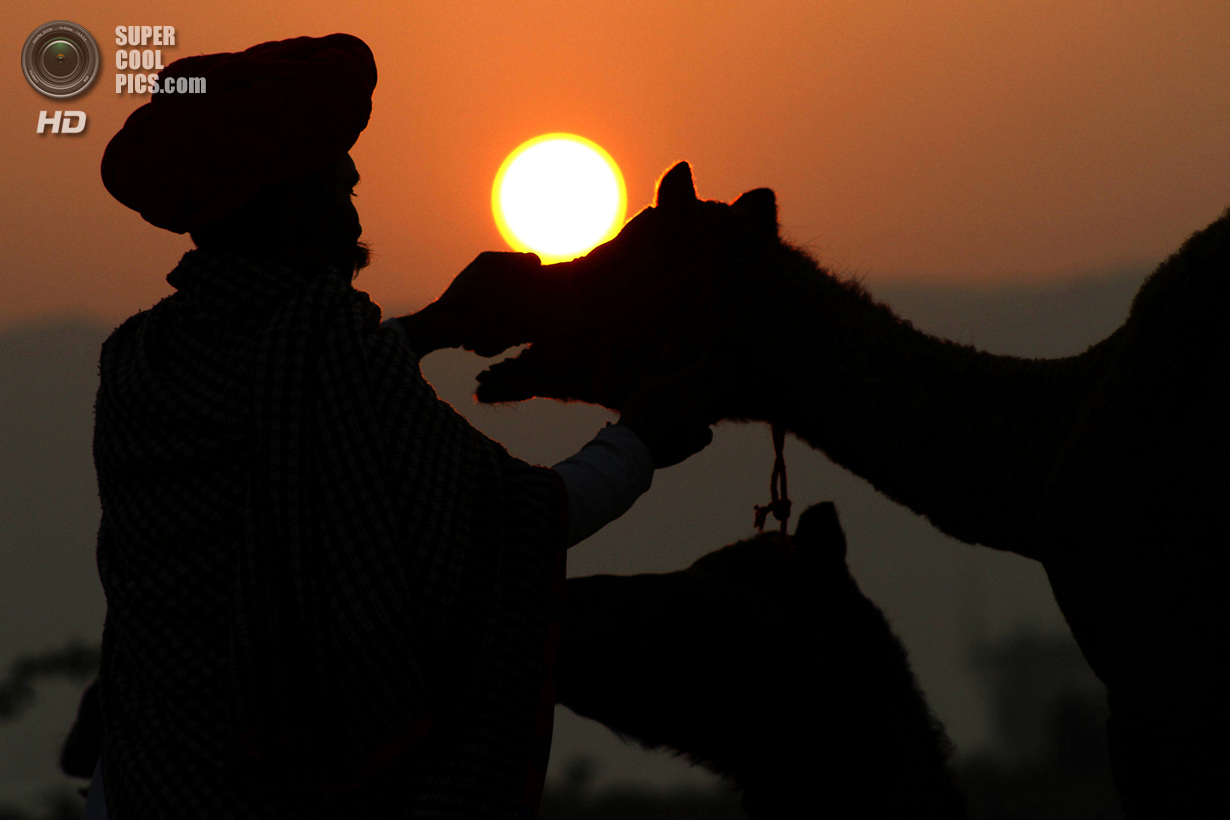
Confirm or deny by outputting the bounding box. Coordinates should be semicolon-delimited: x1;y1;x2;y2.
361;316;436;407
376;316;416;356
101;303;159;356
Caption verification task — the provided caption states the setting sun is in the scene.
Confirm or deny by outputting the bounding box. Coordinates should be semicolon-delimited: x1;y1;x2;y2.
492;134;627;264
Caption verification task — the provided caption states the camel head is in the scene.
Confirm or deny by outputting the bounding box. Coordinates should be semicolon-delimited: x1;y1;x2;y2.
475;162;783;409
557;500;964;817
557;502;848;789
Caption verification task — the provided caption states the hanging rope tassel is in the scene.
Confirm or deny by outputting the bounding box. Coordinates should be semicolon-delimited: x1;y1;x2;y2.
753;422;792;547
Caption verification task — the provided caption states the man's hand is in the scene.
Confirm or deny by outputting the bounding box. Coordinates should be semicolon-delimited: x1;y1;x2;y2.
616;349;730;468
397;251;574;357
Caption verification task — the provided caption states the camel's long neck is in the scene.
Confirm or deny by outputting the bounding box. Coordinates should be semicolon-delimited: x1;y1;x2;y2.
733;246;1110;558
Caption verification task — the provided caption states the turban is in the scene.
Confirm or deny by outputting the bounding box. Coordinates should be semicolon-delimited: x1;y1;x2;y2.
101;33;377;234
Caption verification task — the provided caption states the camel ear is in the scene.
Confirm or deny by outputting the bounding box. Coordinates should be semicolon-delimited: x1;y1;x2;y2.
655;162;697;210
793;501;847;561
732;188;778;234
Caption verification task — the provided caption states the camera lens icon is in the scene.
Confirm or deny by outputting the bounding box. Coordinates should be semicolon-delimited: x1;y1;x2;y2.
22;21;100;99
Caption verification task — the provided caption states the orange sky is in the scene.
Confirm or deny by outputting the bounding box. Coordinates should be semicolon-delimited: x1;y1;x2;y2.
3;0;1229;328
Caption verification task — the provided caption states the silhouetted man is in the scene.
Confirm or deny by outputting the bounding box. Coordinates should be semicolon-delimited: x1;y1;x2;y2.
89;34;708;818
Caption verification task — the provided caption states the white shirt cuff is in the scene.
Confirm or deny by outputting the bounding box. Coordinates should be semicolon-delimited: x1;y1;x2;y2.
552;424;654;546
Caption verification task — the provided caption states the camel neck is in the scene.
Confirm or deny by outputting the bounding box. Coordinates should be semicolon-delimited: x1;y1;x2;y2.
736;245;1112;558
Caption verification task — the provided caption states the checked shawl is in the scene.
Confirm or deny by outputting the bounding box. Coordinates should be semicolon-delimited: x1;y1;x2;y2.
93;250;566;818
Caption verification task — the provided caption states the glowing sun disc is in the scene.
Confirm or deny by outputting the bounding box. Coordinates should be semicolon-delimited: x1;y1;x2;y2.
492;134;627;264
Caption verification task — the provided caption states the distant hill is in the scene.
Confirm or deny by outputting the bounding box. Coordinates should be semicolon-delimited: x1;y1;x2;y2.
0;319;111;667
873;266;1143;359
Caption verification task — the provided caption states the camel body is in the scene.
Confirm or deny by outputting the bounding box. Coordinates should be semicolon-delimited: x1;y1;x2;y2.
481;164;1230;815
